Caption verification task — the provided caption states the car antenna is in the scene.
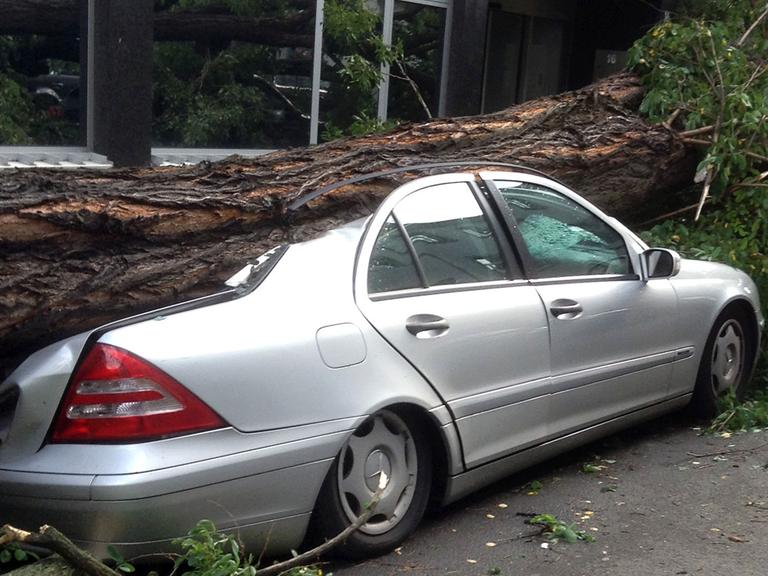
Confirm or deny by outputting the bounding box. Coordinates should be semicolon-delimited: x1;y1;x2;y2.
285;161;555;213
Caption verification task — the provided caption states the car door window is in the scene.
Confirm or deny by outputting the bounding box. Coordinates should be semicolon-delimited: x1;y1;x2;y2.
367;216;423;293
496;181;631;278
368;182;512;293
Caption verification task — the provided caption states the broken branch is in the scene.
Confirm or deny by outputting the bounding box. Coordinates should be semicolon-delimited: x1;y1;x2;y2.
255;472;388;576
0;525;120;576
679;125;714;138
736;2;768;47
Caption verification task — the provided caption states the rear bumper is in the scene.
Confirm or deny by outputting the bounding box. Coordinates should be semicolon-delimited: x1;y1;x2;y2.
0;460;328;558
0;424;357;558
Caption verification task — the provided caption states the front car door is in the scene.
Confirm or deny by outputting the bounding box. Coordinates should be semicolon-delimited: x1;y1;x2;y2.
482;172;681;437
355;174;551;468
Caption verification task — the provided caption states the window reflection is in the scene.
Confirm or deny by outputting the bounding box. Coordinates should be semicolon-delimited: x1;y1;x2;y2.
0;29;82;145
368;215;422;293
152;1;315;148
394;183;509;287
387;1;444;122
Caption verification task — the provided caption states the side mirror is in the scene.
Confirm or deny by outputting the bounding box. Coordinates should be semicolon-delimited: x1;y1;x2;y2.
642;248;681;280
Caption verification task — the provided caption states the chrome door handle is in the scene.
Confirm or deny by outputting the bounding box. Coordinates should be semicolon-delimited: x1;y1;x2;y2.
549;299;583;319
406;314;450;338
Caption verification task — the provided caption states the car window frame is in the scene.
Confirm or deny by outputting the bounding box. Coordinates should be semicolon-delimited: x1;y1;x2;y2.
355;174;527;302
478;171;642;284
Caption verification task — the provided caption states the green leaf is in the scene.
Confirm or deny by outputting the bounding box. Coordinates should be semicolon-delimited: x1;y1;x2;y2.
106;545;123;563
561;526;579;544
13;548;27;562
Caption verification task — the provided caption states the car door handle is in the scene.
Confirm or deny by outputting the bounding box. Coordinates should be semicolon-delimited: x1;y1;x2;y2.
549;299;583;319
406;314;450;338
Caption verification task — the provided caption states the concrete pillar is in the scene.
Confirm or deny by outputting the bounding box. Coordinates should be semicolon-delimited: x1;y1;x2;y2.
90;0;153;167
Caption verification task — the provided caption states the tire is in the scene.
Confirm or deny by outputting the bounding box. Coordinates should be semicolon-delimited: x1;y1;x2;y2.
691;308;754;417
310;409;432;559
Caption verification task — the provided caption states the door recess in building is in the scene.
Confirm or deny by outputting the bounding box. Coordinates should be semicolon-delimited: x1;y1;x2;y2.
482;8;566;112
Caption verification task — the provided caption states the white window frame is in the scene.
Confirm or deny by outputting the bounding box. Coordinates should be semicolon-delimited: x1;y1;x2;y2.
310;0;450;144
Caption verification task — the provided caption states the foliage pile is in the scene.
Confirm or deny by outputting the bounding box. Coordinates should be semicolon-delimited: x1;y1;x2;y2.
170;520;322;576
631;1;768;323
708;389;768;432
0;521;324;576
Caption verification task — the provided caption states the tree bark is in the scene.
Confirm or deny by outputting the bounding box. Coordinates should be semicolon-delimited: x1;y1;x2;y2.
0;0;314;48
2;556;80;576
0;73;698;377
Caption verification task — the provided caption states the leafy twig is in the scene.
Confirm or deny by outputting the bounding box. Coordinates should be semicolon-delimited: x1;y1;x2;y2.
638;202;700;227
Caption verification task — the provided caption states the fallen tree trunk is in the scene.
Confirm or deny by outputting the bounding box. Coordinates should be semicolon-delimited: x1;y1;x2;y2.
0;73;698;377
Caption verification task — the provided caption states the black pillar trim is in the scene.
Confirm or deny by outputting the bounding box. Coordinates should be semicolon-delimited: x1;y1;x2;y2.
91;0;153;167
443;0;489;117
78;0;88;147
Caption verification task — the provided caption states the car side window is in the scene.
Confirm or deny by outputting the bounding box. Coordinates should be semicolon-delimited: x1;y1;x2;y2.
368;183;512;294
496;181;631;278
367;216;423;293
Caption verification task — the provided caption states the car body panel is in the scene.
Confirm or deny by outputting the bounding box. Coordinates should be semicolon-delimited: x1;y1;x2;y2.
443;393;692;505
0;463;322;559
541;277;679;435
0;332;89;462
666;258;764;396
0;169;763;558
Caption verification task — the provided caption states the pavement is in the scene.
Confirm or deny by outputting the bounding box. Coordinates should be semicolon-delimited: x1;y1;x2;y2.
332;414;768;576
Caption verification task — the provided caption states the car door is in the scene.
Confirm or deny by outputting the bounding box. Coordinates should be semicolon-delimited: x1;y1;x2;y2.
483;173;680;437
355;174;551;468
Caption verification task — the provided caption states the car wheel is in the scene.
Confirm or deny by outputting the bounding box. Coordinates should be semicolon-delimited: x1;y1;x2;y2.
310;409;431;559
692;309;753;417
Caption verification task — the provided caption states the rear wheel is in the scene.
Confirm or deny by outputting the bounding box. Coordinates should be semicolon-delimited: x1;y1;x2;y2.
692;309;754;417
311;409;431;559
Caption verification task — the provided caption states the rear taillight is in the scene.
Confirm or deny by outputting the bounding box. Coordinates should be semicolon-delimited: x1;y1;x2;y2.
51;344;226;443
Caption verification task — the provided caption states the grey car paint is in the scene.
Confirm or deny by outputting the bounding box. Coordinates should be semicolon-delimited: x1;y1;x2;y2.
0;170;762;558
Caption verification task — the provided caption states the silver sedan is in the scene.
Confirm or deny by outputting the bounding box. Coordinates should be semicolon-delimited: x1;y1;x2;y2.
0;167;762;560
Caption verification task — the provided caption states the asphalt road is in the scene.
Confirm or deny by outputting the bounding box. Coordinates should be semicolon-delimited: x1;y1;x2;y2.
332;414;768;576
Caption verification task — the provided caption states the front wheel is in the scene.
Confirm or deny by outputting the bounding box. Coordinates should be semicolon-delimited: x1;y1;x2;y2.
310;409;431;559
692;309;754;417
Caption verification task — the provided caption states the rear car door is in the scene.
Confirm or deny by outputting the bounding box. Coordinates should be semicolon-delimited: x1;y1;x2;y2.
355;174;551;468
483;173;680;436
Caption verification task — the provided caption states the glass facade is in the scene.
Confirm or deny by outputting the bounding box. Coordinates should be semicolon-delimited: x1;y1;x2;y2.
0;14;83;145
386;1;445;123
0;0;447;157
150;0;446;148
152;1;316;148
0;0;670;166
317;0;384;140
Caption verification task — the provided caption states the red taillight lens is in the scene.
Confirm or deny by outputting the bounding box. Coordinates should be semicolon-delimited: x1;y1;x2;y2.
51;344;226;443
